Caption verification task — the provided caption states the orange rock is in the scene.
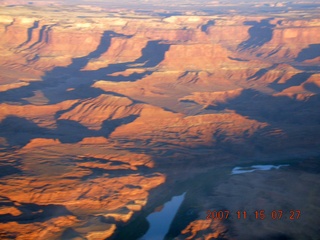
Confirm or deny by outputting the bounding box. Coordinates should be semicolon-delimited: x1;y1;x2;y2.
0;206;22;216
0;100;78;128
23;138;61;149
0;81;29;92
181;218;229;240
58;94;141;130
179;89;244;106
85;224;116;240
79;137;109;144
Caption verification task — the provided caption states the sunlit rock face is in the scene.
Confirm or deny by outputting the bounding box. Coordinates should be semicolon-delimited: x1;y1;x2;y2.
0;1;319;239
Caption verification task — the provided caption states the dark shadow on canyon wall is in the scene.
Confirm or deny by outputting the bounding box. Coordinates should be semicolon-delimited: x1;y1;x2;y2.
47;31;120;76
203;89;320;154
129;40;170;67
0;114;139;146
0;116;50;146
238;19;275;51
79;165;150;181
205;89;320;125
247;64;276;81
245;63;315;92
100;115;139;138
28;25;50;49
269;72;313;92
201;20;215;33
0;32;170;104
0;196;73;224
304;82;320;93
61;228;83;240
295;44;320;62
17;20;39;48
0;165;22;179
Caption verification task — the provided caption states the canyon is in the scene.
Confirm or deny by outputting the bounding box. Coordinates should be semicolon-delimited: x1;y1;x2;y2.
0;1;319;239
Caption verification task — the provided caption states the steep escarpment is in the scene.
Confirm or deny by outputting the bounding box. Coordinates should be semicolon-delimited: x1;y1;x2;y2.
1;8;319;76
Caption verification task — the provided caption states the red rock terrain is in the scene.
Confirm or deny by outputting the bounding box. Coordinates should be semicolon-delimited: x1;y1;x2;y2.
0;1;319;239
